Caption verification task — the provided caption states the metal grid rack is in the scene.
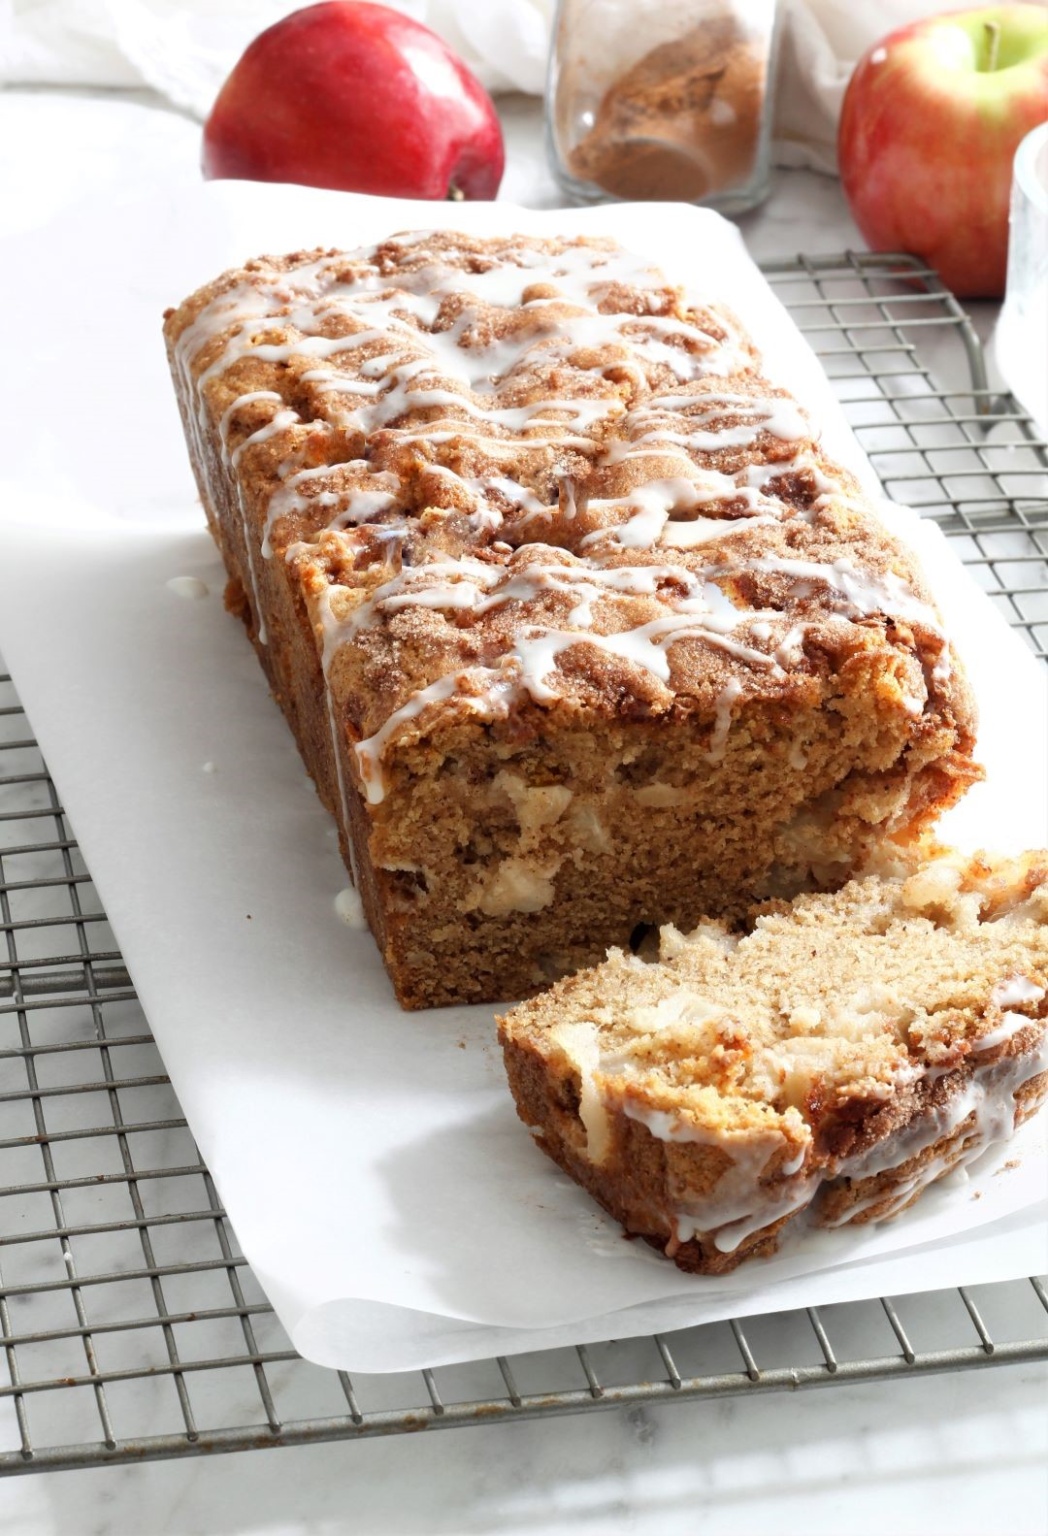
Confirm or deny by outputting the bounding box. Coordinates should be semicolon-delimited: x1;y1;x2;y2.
2;252;1047;1474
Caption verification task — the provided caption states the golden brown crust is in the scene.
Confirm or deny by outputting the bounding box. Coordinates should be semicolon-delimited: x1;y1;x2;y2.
498;850;1048;1271
164;232;981;1008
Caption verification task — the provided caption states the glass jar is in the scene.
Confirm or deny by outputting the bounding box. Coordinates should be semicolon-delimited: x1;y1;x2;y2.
547;0;781;213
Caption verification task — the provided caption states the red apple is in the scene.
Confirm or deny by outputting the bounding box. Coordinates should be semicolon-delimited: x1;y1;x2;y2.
203;1;504;201
838;4;1048;298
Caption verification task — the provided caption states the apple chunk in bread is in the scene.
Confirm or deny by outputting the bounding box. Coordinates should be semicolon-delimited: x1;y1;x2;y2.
499;849;1048;1271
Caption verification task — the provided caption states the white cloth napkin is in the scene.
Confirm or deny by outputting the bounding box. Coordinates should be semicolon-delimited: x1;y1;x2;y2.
0;0;989;171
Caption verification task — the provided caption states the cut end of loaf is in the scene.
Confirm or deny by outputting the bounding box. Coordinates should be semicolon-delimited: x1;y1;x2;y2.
498;848;1048;1272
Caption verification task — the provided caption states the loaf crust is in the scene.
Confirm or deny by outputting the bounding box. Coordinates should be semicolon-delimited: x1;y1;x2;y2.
163;233;980;1008
498;849;1048;1271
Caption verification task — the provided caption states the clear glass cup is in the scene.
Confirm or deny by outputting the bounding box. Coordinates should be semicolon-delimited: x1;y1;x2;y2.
547;0;781;212
995;121;1048;436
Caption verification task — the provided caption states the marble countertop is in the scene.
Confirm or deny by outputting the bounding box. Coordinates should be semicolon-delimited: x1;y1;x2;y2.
1;87;1045;1536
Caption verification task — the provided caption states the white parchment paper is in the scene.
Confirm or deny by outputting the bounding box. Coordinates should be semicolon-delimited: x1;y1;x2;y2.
0;182;1045;1371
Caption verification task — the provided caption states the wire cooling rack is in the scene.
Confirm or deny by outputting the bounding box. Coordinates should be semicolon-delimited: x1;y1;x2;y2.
2;252;1047;1474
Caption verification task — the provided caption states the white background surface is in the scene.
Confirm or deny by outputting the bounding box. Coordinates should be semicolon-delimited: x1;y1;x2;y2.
3;172;1045;1373
0;86;1045;1536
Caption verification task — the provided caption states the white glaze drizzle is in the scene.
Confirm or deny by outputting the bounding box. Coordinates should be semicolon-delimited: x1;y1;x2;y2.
748;554;947;641
707;678;744;763
552;1021;613;1164
313;582;364;888
622;1102;817;1253
989;975;1045;1010
174;234;949;804
819;1039;1048;1226
972;1013;1037;1052
970;975;1046;1052
580;475;781;551
580;1004;1046;1255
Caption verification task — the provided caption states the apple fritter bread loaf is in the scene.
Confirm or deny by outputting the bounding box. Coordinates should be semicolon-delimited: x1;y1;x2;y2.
499;849;1048;1271
163;232;979;1008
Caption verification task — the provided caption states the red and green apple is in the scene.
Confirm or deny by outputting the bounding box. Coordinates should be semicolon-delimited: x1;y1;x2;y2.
838;4;1048;297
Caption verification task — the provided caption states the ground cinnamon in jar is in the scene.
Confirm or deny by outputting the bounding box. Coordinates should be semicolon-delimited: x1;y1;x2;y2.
556;3;773;204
